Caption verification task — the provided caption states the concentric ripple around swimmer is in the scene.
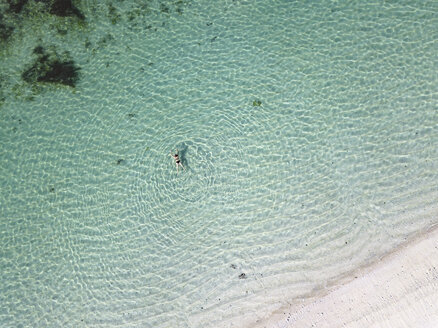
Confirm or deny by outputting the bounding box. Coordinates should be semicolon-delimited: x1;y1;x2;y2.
139;141;217;205
129;107;248;218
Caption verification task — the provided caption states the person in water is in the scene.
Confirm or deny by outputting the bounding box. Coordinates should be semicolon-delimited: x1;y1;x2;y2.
170;149;184;173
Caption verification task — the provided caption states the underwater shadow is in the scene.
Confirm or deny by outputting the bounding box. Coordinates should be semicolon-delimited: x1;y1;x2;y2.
177;144;189;170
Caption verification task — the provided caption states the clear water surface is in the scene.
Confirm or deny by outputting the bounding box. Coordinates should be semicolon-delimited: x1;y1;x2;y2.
0;1;437;327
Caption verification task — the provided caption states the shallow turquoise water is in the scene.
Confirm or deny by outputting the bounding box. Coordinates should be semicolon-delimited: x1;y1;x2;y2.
1;1;437;327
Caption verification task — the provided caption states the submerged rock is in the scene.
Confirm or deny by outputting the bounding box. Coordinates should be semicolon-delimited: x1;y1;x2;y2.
22;46;80;87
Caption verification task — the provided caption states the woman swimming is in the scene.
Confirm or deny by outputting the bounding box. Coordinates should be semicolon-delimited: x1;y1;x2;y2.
170;149;185;173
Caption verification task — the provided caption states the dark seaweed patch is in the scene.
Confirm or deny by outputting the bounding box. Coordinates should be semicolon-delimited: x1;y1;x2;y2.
97;33;114;49
0;14;15;42
22;46;80;87
38;59;79;86
0;22;14;42
127;9;140;22
160;4;170;14
36;0;85;20
56;27;68;35
175;0;186;15
33;45;44;54
51;0;84;19
108;4;121;25
6;0;29;14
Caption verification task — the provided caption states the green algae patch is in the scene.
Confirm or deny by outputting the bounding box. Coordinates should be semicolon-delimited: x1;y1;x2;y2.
252;100;262;107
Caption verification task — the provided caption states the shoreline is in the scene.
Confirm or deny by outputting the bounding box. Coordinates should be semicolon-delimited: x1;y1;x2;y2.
252;223;438;328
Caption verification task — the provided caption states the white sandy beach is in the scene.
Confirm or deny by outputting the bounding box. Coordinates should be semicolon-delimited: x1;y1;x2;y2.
254;225;438;328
